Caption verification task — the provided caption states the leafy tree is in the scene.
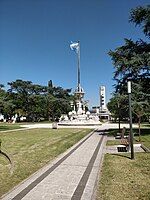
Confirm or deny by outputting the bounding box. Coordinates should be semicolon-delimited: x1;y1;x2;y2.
0;84;6;114
6;79;73;122
108;5;150;129
0;84;16;119
109;39;150;93
107;94;128;132
7;80;47;121
130;5;150;38
132;82;150;140
0;79;73;122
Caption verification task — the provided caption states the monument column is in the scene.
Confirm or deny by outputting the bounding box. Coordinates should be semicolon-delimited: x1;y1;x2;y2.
77;41;80;91
70;41;85;115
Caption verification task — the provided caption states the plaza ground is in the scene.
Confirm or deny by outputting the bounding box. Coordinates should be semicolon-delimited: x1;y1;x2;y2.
0;128;92;197
0;122;149;199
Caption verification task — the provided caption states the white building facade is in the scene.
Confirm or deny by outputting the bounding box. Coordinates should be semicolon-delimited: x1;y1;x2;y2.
99;85;111;121
100;85;106;111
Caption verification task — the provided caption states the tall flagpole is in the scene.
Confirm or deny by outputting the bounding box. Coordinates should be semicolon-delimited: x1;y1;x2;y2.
77;41;80;92
70;41;85;114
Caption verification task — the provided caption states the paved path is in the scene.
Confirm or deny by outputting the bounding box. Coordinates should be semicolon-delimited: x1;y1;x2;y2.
1;130;106;200
20;122;138;130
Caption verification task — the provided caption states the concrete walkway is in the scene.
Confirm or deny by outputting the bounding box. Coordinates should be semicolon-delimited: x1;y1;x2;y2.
20;122;138;130
1;130;106;200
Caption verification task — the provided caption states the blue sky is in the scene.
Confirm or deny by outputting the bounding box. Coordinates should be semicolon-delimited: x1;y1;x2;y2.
0;0;149;107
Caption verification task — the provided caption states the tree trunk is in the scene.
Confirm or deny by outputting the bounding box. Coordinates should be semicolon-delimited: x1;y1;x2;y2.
138;116;141;141
118;105;121;133
118;116;121;133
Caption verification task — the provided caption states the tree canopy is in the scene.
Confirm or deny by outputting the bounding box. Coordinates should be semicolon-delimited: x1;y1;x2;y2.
108;5;150;126
0;79;73;122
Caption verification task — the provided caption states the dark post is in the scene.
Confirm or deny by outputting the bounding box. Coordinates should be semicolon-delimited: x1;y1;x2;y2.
127;80;134;159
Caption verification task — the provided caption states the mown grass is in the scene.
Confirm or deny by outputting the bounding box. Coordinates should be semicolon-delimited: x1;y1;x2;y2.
135;134;150;149
107;127;150;137
97;126;150;200
141;123;150;128
0;128;92;197
106;140;120;146
107;128;150;149
0;123;22;131
97;153;150;200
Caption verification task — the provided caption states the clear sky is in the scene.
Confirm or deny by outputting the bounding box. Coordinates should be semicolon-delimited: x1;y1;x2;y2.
0;0;149;107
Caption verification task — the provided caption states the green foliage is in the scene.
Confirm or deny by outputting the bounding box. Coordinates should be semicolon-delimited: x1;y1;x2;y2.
130;5;150;38
108;5;150;124
107;94;128;121
109;39;150;92
132;82;150;118
0;79;73;122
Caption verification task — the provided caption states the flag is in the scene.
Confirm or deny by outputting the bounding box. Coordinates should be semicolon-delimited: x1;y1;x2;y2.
70;42;79;53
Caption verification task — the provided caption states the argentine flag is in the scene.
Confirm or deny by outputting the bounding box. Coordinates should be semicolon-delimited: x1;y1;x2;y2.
70;41;80;53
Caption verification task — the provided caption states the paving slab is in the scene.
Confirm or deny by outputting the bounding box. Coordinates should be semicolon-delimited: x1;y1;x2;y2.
105;144;144;154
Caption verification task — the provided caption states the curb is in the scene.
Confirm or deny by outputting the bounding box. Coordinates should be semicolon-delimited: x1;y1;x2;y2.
141;144;150;152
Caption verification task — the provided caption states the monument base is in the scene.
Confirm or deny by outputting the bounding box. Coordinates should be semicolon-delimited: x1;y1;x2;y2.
58;113;101;126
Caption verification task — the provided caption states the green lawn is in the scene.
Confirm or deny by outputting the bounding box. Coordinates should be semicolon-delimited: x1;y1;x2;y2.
106;138;140;146
107;128;150;149
97;127;150;200
135;134;150;149
106;140;120;146
0;128;92;197
0;123;22;131
141;124;150;128
97;153;150;200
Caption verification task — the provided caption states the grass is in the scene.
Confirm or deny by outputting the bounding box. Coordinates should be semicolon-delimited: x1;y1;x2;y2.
0;123;22;131
107;128;150;149
135;134;150;149
97;127;150;200
107;128;150;137
106;138;140;146
97;153;150;200
106;140;120;146
0;128;92;197
141;123;150;128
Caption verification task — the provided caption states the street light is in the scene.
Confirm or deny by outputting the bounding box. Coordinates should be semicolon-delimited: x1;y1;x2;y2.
127;80;134;159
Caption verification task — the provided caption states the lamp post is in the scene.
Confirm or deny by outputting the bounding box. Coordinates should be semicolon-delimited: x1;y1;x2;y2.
127;80;134;159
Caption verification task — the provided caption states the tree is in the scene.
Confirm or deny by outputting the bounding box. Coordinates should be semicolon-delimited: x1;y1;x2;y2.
109;5;150;91
132;82;150;141
0;84;16;119
7;80;47;121
108;5;150;128
109;39;150;93
0;84;6;114
6;79;73;122
107;93;128;132
46;80;72;121
130;5;150;38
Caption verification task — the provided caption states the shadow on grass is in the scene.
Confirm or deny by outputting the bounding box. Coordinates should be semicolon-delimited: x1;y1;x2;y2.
0;126;9;131
101;128;150;137
133;128;150;136
110;153;131;160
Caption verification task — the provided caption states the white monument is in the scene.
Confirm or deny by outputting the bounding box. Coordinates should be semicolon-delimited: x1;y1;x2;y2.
58;41;101;126
70;41;85;115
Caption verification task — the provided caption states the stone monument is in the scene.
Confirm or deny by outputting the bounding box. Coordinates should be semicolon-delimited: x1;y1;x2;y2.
58;41;101;126
70;41;85;115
